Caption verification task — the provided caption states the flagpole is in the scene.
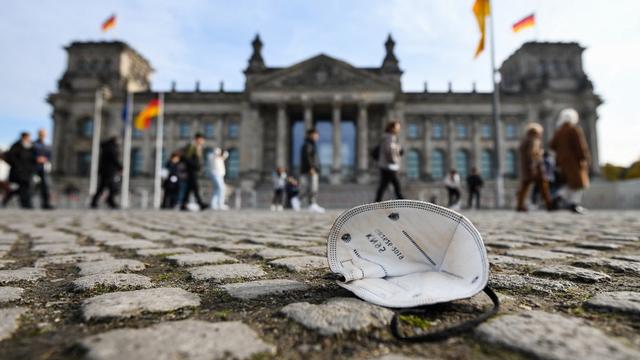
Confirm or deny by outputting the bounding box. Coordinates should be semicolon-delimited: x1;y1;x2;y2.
88;88;104;202
121;91;133;209
488;0;505;208
153;92;164;209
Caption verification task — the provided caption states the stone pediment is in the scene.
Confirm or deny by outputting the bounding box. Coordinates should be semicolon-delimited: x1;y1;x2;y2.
250;54;396;91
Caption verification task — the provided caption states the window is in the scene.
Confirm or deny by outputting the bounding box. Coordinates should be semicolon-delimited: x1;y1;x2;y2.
481;150;493;179
203;147;214;169
179;122;191;139
407;122;420;139
455;149;469;179
481;124;492;139
406;150;421;180
227;121;239;139
131;148;143;176
505;123;518;139
456;123;468;139
431;150;445;180
506;149;517;177
77;151;91;176
432;123;443;140
132;127;143;139
204;123;215;139
226;148;240;179
79;118;93;138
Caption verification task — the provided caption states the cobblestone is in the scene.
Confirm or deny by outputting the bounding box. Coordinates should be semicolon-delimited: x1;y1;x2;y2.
269;255;328;272
73;273;153;291
222;279;309;300
0;267;46;283
77;259;146;276
0;307;28;341
585;291;640;315
166;251;238;266
0;287;23;303
188;263;266;281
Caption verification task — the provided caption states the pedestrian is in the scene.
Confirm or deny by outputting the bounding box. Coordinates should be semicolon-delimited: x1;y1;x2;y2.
179;133;208;211
90;137;122;209
466;166;483;209
162;152;186;209
300;128;325;213
34;128;54;209
375;121;404;202
550;108;590;214
271;166;287;211
206;147;229;210
531;151;556;207
2;132;37;209
515;123;553;212
285;176;301;211
0;147;10;202
444;169;461;209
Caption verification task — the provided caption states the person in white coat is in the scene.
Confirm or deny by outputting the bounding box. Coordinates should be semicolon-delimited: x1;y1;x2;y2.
207;147;229;210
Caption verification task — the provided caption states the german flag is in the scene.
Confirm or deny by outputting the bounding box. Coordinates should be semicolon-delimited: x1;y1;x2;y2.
101;14;116;32
513;14;535;33
134;98;160;130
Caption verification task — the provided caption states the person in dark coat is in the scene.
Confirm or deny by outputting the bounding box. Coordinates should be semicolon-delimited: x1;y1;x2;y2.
466;167;483;209
550;108;590;214
162;152;187;209
515;123;553;212
91;137;122;209
2;132;37;208
179;133;208;211
300;129;324;212
34;128;53;209
375;121;404;202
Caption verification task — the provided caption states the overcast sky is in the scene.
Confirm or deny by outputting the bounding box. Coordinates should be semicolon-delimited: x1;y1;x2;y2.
1;0;638;166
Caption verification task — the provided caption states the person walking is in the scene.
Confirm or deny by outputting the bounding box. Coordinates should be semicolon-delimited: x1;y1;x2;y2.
90;137;122;209
550;108;590;214
300;129;325;213
162;152;186;209
0;147;10;202
180;133;208;211
444;169;461;209
466;166;483;209
2;132;37;209
515;123;553;212
207;147;229;210
34;128;53;209
375;121;404;202
271;166;287;211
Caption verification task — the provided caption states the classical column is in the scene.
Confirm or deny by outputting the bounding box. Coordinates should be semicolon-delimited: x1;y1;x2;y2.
422;119;431;179
472;119;482;173
586;112;600;175
216;116;224;148
331;102;342;184
357;102;369;184
303;103;313;131
276;103;287;168
447;117;456;171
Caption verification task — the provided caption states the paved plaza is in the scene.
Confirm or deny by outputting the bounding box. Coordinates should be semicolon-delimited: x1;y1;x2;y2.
0;209;639;359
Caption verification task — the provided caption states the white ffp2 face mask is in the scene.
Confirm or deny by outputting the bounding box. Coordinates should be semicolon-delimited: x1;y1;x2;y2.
327;200;498;341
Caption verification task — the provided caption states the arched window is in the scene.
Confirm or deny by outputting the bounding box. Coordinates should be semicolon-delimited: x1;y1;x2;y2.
506;149;517;177
406;150;420;180
226;148;240;180
481;150;493;179
430;149;445;180
455;149;470;179
78;118;93;138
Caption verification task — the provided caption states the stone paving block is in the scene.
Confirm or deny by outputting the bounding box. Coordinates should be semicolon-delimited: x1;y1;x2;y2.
490;274;575;294
0;260;14;269
212;243;266;252
104;239;161;250
575;242;622;250
585;291;640;315
77;259;146;276
82;287;200;320
507;249;574;260
166;252;238;266
189;264;266;281
533;265;611;283
35;252;114;267
222;279;309;300
31;244;102;255
269;256;328;272
551;247;601;256
81;320;275;360
249;238;316;248
612;255;640;263
73;273;153;291
0;267;47;283
299;246;327;256
573;258;640;275
281;297;394;335
0;307;28;341
488;255;533;266
476;310;640;360
0;287;24;303
135;247;194;256
256;248;306;260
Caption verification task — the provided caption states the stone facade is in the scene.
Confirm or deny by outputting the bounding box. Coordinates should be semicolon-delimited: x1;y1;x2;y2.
47;35;602;207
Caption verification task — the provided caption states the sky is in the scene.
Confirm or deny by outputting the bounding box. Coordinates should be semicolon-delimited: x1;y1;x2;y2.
0;0;638;166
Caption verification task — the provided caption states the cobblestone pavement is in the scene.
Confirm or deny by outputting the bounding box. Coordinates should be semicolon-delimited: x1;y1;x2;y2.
0;209;639;359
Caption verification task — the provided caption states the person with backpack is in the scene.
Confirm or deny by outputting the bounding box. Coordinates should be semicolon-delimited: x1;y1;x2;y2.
179;133;208;211
300;129;325;213
466;167;483;209
162;152;187;209
3;132;38;209
375;121;404;202
90;137;122;209
206;147;229;210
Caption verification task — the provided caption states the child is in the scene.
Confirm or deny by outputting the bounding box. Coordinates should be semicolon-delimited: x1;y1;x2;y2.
271;167;287;211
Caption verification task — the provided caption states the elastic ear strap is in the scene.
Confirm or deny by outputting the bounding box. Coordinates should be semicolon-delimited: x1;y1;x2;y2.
391;286;500;342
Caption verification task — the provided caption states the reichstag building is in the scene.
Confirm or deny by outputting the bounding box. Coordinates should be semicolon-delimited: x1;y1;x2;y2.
47;35;602;207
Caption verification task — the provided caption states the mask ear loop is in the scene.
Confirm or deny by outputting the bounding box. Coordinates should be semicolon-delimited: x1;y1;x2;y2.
390;285;500;342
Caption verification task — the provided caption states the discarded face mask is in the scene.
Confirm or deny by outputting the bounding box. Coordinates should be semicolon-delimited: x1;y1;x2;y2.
326;200;499;341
